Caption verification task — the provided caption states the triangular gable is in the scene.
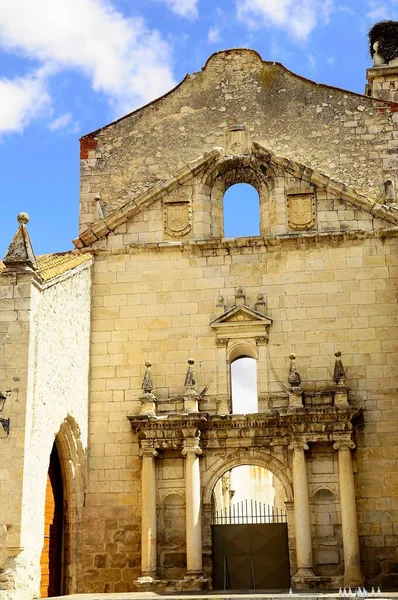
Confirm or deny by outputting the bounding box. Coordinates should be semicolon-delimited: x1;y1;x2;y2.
74;144;398;248
211;304;273;328
73;149;222;248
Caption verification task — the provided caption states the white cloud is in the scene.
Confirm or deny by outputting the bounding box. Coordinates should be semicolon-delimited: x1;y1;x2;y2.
0;71;51;135
308;53;316;70
236;0;334;41
160;0;198;18
48;113;73;131
0;0;176;134
366;1;390;20
208;26;222;43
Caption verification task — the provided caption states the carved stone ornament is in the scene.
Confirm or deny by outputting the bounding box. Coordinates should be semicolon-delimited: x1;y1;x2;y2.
287;192;316;231
225;124;250;155
163;199;192;237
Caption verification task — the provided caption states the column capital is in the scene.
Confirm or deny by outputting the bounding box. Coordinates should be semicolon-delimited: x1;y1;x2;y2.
139;440;159;459
182;428;202;456
255;334;269;346
333;438;355;451
289;439;309;452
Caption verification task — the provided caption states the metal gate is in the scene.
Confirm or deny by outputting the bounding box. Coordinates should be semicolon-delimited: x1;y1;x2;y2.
212;501;290;590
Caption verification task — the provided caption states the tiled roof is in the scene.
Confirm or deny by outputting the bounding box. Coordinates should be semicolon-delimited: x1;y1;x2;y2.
0;252;92;282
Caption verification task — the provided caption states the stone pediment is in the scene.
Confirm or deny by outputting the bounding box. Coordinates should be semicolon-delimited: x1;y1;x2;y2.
211;304;272;343
73;143;398;248
211;304;272;327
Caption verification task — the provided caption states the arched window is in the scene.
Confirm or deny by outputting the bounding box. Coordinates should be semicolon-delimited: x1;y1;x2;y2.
223;183;260;238
231;356;258;414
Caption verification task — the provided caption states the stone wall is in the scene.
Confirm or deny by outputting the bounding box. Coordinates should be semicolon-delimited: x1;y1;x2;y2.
0;263;92;600
82;228;398;591
79;50;398;232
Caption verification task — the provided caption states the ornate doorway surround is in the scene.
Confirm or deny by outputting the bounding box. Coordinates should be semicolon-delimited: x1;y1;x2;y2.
128;387;362;592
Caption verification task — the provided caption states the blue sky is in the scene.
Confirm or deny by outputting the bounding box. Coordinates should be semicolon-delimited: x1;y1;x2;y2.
0;0;396;258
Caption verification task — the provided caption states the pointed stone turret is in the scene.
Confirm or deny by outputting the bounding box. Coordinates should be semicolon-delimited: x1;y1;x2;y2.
366;21;398;101
3;213;38;272
139;361;157;416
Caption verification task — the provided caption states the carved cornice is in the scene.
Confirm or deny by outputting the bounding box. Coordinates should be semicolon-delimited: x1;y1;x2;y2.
128;407;361;451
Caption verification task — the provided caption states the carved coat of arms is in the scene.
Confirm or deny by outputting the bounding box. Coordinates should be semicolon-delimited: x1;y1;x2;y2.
287;193;316;231
164;200;192;237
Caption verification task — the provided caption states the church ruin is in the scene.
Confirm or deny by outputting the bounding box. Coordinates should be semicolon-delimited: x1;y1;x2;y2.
2;23;398;598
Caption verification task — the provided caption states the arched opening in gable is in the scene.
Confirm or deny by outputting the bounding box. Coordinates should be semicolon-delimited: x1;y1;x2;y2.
203;157;272;238
223;183;260;237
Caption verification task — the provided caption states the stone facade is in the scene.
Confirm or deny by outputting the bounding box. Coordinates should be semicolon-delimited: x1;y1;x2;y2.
0;251;92;600
2;45;398;597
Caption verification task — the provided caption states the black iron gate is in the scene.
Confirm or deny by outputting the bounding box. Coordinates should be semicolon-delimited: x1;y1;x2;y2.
212;501;290;590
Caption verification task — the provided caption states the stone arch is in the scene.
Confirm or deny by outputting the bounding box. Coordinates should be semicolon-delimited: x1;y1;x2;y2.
54;414;86;595
228;340;258;362
201;448;295;584
160;489;185;503
202;448;293;504
311;484;336;499
158;491;186;579
201;154;275;237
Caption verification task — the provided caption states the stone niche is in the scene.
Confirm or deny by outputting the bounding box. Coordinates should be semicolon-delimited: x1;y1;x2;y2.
158;491;186;579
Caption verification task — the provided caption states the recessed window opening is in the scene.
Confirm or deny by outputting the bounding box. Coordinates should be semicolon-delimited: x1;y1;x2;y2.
223;183;260;237
231;356;258;414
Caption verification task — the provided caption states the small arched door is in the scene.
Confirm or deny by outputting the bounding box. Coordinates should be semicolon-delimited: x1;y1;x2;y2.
40;443;64;597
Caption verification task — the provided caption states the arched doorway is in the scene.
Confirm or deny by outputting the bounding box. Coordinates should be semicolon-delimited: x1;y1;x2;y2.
40;443;64;598
211;464;290;590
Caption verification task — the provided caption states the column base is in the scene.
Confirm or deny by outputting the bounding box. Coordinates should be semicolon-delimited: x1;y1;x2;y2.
185;570;204;578
344;567;364;588
292;567;323;589
135;576;209;593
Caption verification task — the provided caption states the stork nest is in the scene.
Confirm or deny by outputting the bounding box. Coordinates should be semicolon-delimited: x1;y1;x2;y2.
369;20;398;63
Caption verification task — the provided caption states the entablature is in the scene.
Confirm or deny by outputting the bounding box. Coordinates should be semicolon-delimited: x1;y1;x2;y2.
128;406;361;453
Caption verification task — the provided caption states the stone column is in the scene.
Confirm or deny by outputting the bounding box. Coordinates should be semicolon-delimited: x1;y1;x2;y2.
215;338;229;414
255;335;269;412
182;429;203;576
140;444;158;579
290;441;316;587
334;439;363;587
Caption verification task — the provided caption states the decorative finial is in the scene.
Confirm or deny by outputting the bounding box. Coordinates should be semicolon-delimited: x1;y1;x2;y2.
255;292;266;313
333;351;347;386
185;358;197;388
142;360;155;394
288;353;301;389
235;286;245;306
216;294;224;306
17;212;29;225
